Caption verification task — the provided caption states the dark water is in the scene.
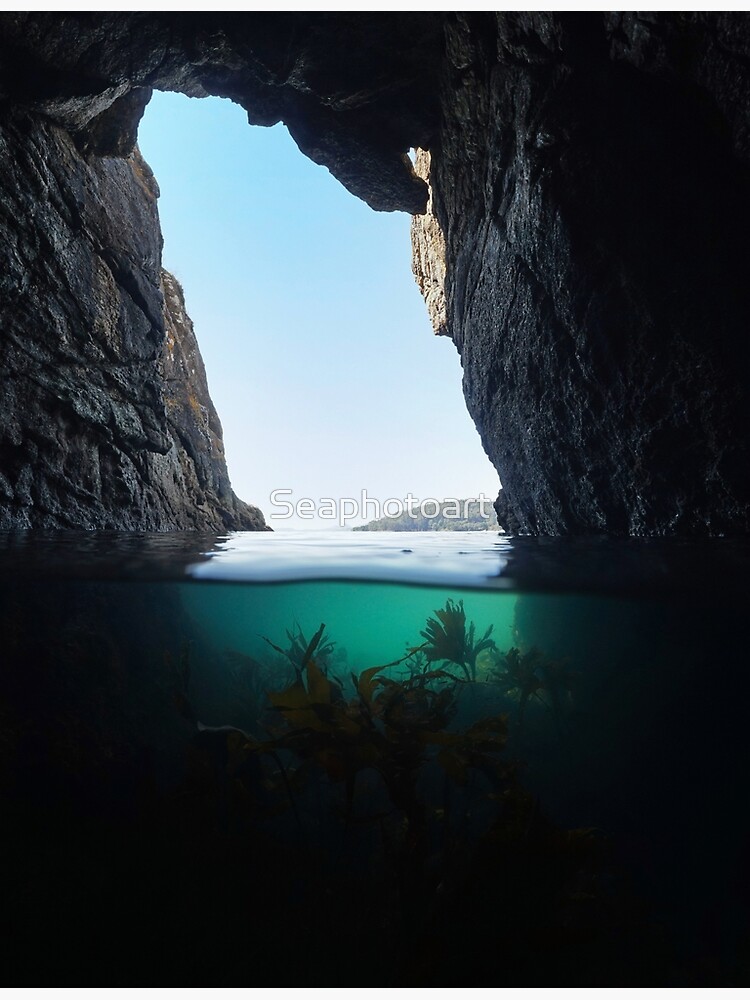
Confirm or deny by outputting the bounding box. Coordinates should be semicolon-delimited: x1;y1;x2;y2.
1;531;748;985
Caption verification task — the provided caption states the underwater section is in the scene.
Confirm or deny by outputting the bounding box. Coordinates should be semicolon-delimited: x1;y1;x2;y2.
0;535;748;984
180;580;516;691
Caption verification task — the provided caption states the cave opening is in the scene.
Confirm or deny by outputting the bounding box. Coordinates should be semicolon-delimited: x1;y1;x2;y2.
138;91;497;527
4;16;750;988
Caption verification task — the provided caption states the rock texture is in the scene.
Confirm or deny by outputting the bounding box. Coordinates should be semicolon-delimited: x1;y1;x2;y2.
419;12;750;535
0;110;263;529
159;269;265;530
0;12;442;213
410;149;447;337
1;13;750;534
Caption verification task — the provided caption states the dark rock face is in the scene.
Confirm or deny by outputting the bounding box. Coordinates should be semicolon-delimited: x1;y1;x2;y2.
0;12;442;213
426;13;750;535
0;111;263;529
1;12;750;534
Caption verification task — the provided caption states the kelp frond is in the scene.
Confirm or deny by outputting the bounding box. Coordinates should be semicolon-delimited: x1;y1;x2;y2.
261;621;335;679
491;646;575;730
420;599;497;681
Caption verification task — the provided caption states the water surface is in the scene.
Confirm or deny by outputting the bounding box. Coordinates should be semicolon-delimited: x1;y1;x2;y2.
0;529;747;985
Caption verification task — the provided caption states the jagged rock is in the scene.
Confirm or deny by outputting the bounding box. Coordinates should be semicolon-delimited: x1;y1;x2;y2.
159;269;266;531
427;12;750;534
0;112;263;529
77;88;153;158
410;149;447;338
1;13;750;534
0;12;442;213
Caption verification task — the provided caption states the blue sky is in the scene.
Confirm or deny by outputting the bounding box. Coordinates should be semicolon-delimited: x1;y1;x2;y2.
138;91;498;526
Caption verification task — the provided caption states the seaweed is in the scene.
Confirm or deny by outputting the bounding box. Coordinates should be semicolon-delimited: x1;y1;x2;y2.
0;584;667;985
238;650;517;915
491;646;546;726
254;650;476;820
175;606;622;983
261;621;337;680
491;646;575;733
419;598;496;681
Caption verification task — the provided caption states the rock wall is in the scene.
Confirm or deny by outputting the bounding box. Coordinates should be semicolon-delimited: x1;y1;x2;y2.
1;13;750;534
0;110;263;529
417;12;750;535
410;149;447;338
159;269;265;530
0;12;442;213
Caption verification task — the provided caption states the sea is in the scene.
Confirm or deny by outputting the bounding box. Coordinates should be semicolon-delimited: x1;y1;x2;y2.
1;529;748;985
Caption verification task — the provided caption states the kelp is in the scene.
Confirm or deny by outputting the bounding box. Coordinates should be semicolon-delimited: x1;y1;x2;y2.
1;581;671;985
197;606;576;825
172;608;637;983
235;646;520;915
419;598;496;681
253;646;490;821
492;647;546;725
261;621;337;680
491;646;575;732
399;645;430;681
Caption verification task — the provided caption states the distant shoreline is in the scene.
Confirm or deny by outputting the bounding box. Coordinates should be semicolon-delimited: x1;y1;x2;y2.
354;499;498;532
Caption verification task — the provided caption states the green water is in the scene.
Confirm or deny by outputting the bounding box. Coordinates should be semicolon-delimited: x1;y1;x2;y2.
1;535;749;985
182;580;517;679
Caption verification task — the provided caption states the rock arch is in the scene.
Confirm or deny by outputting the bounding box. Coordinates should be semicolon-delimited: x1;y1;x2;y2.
1;12;749;533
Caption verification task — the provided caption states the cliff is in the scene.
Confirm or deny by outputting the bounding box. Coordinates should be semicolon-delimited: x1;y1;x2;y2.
159;269;266;530
1;13;749;534
0;110;263;529
414;13;750;535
